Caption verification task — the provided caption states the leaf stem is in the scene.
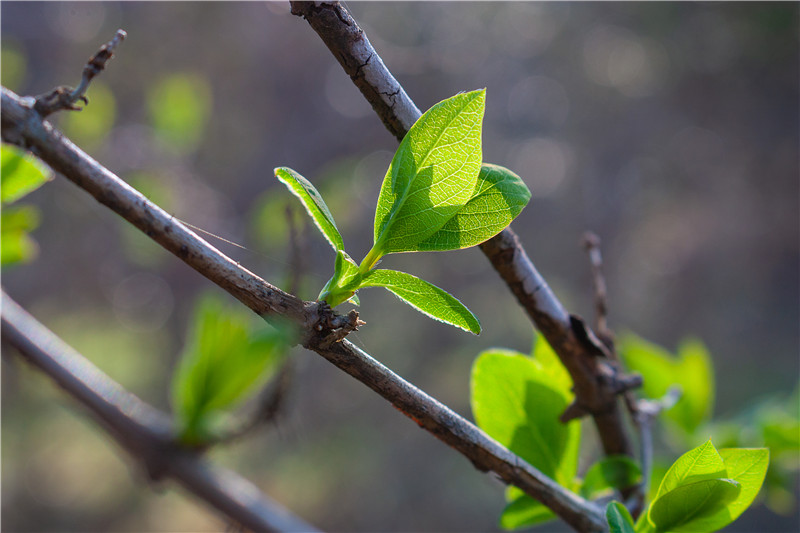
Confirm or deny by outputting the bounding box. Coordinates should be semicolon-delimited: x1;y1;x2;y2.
359;246;383;274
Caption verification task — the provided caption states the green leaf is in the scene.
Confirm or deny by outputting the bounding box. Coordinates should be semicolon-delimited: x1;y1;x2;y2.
1;144;53;205
415;163;531;251
319;250;362;306
648;478;741;533
1;205;40;266
171;294;289;444
370;89;485;260
500;492;555;530
582;456;643;499
275;167;345;252
619;334;714;437
606;501;636;533
655;440;727;501
685;448;770;530
470;349;579;482
359;269;480;334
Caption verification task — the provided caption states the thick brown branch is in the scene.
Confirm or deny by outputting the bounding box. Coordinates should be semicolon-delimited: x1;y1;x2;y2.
290;0;636;460
0;291;319;533
1;85;606;533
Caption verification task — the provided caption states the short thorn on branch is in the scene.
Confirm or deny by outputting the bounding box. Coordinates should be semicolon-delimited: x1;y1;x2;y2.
33;29;126;117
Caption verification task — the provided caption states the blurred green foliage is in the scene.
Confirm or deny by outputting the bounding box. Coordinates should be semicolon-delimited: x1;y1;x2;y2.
1;42;26;91
147;72;212;155
171;292;290;445
619;334;714;439
1;144;52;267
60;81;116;151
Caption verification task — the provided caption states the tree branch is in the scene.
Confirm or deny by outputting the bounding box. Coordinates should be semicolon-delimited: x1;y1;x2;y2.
1;83;606;532
0;290;319;533
34;29;126;117
290;0;638;460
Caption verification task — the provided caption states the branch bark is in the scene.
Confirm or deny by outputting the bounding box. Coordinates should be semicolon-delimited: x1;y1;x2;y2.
289;0;638;460
0;290;319;533
1;84;607;532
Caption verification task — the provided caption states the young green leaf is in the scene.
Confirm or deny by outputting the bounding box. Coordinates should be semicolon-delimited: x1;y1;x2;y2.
369;89;486;263
582;456;643;499
414;163;531;251
171;294;289;444
359;269;480;334
606;501;636;533
654;440;727;501
275;166;345;252
319;249;362;307
470;349;579;482
1;144;53;205
648;478;741;533
674;448;769;531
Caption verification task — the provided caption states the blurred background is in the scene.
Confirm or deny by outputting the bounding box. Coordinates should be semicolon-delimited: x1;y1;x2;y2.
2;2;797;532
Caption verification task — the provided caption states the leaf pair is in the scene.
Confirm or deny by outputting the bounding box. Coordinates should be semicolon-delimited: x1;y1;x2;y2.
275;89;530;334
1;144;53;267
633;440;769;533
171;294;292;444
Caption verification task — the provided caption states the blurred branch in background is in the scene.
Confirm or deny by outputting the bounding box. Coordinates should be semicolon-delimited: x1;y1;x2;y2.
290;0;642;466
0;290;319;533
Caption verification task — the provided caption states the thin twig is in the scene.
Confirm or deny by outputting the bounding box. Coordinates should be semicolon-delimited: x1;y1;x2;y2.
627;387;682;515
290;0;638;462
0;290;319;533
1;85;607;533
34;29;126;117
582;232;612;348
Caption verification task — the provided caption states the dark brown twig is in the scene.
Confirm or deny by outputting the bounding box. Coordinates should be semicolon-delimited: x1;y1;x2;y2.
582;232;612;348
290;0;637;463
1;290;319;533
34;29;126;117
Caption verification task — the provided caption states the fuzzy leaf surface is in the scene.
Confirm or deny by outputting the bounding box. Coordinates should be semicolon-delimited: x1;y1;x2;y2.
359;269;480;334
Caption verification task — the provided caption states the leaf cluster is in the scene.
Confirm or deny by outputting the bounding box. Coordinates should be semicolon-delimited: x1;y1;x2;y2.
275;90;530;334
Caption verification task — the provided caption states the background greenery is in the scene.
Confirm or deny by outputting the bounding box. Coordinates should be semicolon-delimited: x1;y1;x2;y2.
2;2;797;532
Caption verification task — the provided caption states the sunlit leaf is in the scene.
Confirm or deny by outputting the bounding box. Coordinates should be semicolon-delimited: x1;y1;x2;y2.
655;440;727;501
369;89;485;261
359;269;480;334
415;163;530;251
648;478;741;533
274;166;344;252
471;349;578;482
